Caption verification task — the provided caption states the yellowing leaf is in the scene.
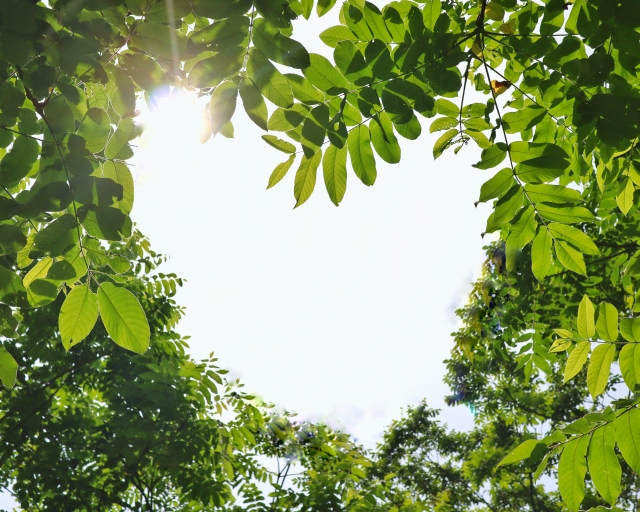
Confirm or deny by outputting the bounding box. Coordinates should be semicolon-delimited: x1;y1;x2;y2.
586;343;615;399
558;435;589;511
577;295;595;339
616;176;634;215
59;284;99;351
564;341;590;383
588;423;621;506
97;282;150;354
595;302;618;341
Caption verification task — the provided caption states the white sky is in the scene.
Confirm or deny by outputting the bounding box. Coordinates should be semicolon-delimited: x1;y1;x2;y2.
131;6;494;447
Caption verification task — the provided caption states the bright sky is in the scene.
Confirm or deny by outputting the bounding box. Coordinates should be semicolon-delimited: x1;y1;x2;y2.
131;7;494;447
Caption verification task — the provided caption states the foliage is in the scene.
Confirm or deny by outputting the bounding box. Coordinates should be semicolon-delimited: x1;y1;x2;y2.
1;0;640;509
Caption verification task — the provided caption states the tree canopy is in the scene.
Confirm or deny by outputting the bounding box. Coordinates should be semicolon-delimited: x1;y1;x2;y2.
0;0;639;510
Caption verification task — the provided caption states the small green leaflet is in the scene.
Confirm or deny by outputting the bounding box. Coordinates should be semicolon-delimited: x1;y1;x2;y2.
323;145;347;206
555;240;586;275
240;80;268;131
261;135;296;154
59;284;99;351
564;341;590;382
578;295;596;339
479;168;515;203
498;439;546;467
97;282;150;354
302;53;350;95
267;155;296;189
615;409;640;474
588;423;621;506
619;343;640;391
586;343;615;399
547;223;599;255
0;345;18;388
294;151;322;208
433;129;457;159
595;302;618;341
616;176;634;215
558;435;589;511
531;228;553;281
348;124;376;186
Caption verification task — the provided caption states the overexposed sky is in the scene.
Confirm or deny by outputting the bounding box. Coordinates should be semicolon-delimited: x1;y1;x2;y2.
132;5;494;446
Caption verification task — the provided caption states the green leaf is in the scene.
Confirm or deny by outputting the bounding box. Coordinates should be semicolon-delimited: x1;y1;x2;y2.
106;66;136;118
473;143;508;169
43;100;74;135
547;223;599;255
188;46;245;88
285;74;325;105
537;204;595;224
436;98;459;118
301;104;329;158
191;0;252;18
97;282;150;354
0;345;18;388
77;108;110;153
247;48;294;108
209;80;239;135
430;117;458;133
302;53;350;95
532;228;553;281
578;295;596;339
0;135;39;186
59;284;99;351
498;439;546;467
145;0;191;21
370;113;400;164
587;343;615;399
615;408;640;474
268;104;309;131
619;343;640;391
506;206;537;271
252;18;310;69
486;186;525;232
596;302;619;342
102;161;134;215
348;124;376;186
317;0;337;16
523;184;583;204
105;118;135;160
187;16;250;53
479;168;515;203
294;151;322;208
239;80;267;131
503;106;546;134
267;155;296;189
334;41;373;86
616;177;634;215
433;129;457;159
130;22;188;59
564;341;590;382
422;0;442;31
323;144;347;206
320;26;357;47
588;423;621;506
78;205;132;241
558;435;589;511
0;225;26;255
0;266;29;308
261;135;295;154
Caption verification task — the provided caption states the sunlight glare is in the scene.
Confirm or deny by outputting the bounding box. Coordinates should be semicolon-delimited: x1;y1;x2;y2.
136;91;206;186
